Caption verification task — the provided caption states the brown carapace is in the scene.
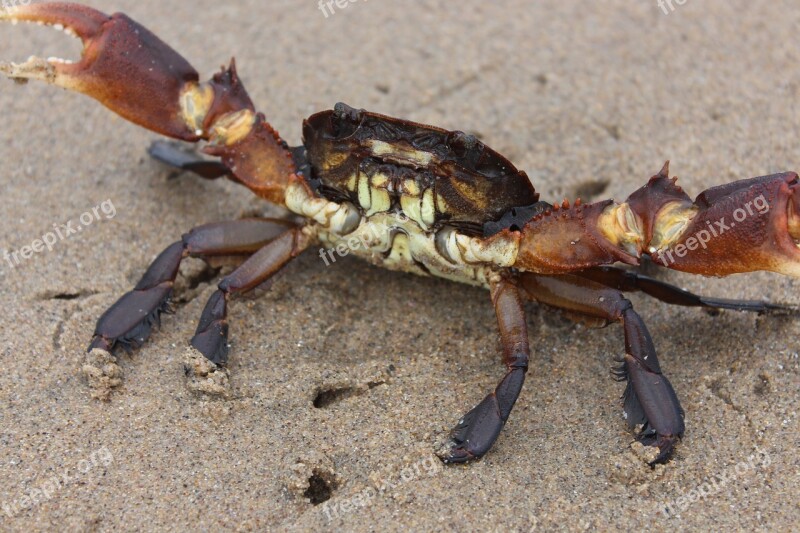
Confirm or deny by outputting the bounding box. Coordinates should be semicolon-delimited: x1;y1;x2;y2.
3;3;799;466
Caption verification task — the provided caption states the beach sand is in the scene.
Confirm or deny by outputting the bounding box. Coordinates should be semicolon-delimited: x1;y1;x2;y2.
0;0;797;530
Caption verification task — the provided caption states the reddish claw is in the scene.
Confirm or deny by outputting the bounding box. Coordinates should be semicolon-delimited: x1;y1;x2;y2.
0;2;296;204
646;171;800;278
0;2;201;139
516;163;800;279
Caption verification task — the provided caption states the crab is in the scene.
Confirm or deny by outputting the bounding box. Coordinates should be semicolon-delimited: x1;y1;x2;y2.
2;2;800;466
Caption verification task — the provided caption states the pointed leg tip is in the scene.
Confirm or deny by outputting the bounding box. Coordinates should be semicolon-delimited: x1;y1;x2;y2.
435;436;479;464
91;286;172;355
649;441;679;467
190;324;229;366
438;394;506;464
633;433;680;466
191;289;230;365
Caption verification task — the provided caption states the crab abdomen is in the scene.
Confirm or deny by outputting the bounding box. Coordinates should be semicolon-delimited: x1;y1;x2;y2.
285;179;521;287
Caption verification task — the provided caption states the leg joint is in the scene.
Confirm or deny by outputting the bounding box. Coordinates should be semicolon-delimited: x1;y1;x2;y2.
507;353;529;372
610;295;634;321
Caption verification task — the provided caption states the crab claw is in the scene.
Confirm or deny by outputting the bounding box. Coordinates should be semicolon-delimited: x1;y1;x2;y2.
1;3;294;205
648;171;800;278
0;2;201;140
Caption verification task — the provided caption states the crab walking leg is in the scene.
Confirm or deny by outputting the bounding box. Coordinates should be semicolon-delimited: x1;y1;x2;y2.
519;273;684;465
191;227;309;365
578;266;797;314
440;278;530;463
0;3;297;204
89;219;298;354
148;142;233;181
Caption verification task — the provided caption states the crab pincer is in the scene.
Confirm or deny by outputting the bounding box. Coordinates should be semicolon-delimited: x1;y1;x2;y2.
0;2;204;139
1;3;300;371
0;0;291;194
643;171;800;278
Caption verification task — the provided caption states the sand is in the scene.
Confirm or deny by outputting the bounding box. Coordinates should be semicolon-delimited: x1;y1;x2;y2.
0;0;798;531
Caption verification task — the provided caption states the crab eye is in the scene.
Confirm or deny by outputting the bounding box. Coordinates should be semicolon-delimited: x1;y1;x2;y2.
331;102;363;138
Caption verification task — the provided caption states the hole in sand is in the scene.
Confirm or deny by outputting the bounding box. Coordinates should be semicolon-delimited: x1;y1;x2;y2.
313;386;358;409
313;380;384;409
303;469;338;505
50;293;83;300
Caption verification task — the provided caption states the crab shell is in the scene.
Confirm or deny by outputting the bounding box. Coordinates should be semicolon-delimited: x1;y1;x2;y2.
284;103;544;286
